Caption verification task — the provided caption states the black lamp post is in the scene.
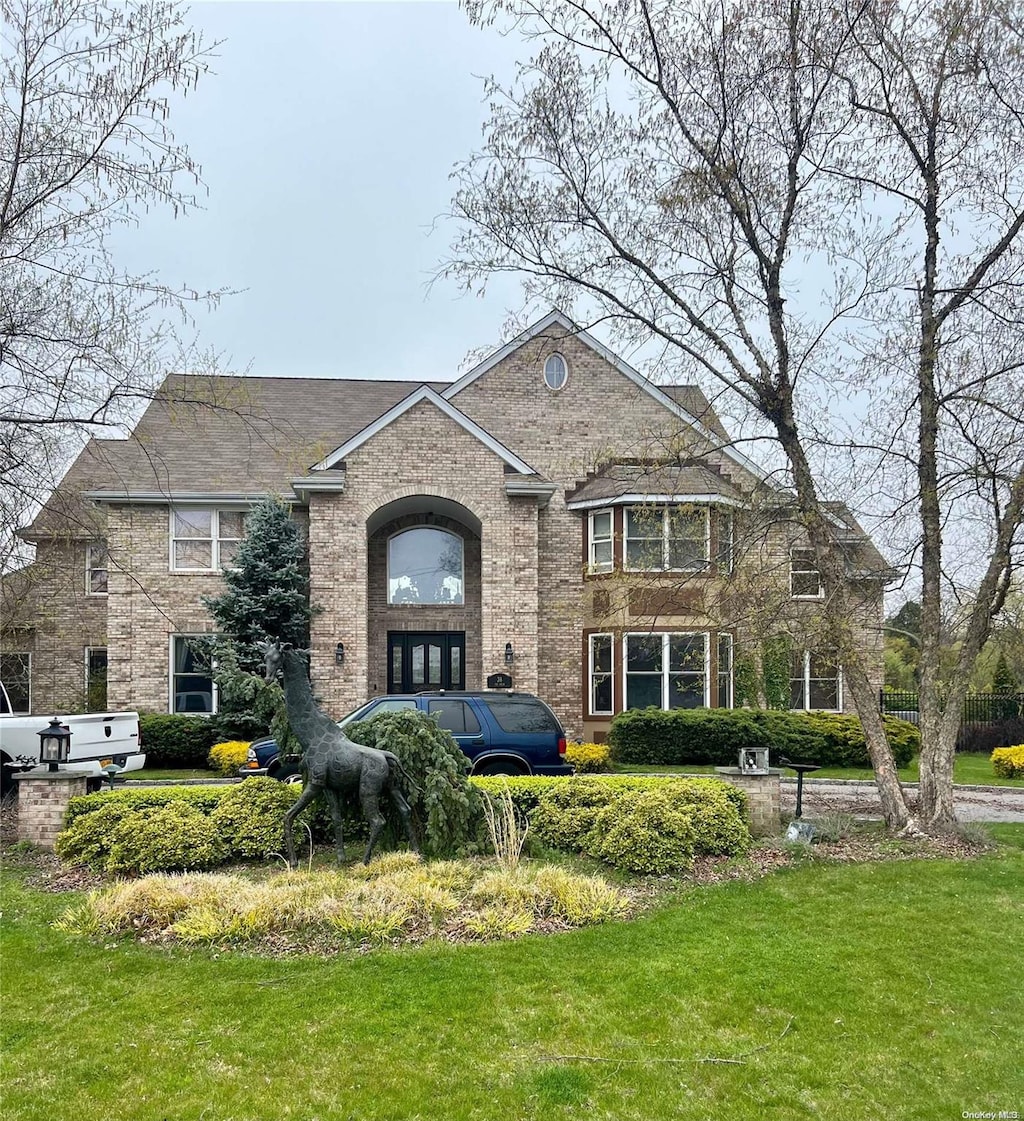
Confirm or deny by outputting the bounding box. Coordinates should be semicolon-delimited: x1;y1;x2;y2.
38;718;72;772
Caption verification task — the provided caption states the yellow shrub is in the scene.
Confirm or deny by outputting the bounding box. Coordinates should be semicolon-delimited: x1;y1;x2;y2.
991;744;1024;779
565;741;612;773
207;740;252;777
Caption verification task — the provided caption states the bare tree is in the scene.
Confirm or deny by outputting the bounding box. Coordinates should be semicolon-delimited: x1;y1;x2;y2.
446;0;1024;833
0;0;223;569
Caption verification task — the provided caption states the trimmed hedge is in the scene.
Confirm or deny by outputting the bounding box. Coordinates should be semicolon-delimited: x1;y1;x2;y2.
608;707;919;769
473;775;750;874
208;740;252;777
138;714;223;769
58;780;337;872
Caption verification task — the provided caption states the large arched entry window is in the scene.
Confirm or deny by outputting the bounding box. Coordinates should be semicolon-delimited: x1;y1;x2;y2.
387;527;464;605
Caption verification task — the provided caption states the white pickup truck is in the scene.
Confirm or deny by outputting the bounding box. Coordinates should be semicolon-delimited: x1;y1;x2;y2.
0;681;145;796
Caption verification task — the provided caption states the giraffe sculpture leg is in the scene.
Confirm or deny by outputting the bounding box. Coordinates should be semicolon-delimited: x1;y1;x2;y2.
324;787;347;864
360;786;388;865
283;782;322;869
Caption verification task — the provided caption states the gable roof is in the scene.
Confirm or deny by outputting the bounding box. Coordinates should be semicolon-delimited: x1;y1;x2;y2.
312;385;539;475
442;310;766;481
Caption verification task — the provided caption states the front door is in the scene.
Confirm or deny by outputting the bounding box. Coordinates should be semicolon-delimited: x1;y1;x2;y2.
388;631;466;693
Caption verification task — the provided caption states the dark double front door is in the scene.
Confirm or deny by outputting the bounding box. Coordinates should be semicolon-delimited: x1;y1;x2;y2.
388;631;466;693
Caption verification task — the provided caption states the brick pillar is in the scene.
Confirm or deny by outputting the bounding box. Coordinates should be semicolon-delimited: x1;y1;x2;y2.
714;769;781;837
13;773;88;849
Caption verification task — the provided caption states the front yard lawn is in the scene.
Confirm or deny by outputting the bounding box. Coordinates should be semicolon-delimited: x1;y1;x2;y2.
2;826;1021;1121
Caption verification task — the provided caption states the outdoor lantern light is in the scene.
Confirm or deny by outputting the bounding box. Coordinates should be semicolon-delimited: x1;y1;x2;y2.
38;718;72;772
504;642;514;666
335;642;345;666
739;747;769;775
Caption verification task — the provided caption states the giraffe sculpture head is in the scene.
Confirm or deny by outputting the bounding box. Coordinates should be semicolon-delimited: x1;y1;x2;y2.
262;640;286;684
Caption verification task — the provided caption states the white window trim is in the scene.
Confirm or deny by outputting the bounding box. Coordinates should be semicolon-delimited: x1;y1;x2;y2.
588;632;615;716
0;651;31;713
86;542;108;596
386;526;465;606
543;351;569;391
790;546;824;599
169;634;218;715
624;505;710;573
588;508;614;574
716;632;734;709
790;649;843;712
169;507;246;574
623;631;710;710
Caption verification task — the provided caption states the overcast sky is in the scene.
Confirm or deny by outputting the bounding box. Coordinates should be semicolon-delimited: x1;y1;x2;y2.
119;0;527;383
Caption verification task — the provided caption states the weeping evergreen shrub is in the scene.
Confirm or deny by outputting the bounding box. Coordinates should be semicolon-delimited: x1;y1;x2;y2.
345;709;484;858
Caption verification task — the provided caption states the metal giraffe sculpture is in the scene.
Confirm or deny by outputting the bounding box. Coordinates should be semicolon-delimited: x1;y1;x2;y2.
263;642;418;866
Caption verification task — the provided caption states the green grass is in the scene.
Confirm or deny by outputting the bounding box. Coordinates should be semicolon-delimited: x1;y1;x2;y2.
3;829;1022;1120
616;752;1024;787
130;767;221;782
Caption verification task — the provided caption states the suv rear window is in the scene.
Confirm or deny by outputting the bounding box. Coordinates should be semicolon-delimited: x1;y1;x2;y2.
481;696;560;734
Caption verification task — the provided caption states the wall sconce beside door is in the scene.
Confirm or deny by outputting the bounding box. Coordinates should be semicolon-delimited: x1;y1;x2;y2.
504;642;514;666
335;642;345;666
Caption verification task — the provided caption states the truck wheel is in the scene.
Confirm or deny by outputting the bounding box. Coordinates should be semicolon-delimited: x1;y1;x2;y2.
274;763;304;785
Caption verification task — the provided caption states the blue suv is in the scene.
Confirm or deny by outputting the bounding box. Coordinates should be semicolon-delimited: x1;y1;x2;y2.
240;691;574;780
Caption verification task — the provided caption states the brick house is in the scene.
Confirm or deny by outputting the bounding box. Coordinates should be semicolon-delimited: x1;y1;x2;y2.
2;311;891;742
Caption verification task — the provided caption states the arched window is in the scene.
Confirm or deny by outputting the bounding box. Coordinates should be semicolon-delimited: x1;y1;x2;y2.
388;527;464;604
543;352;568;390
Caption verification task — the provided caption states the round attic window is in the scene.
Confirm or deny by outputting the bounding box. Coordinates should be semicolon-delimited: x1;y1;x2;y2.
543;353;568;391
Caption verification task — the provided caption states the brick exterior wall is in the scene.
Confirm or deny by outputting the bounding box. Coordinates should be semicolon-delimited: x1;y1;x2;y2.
8;321;887;745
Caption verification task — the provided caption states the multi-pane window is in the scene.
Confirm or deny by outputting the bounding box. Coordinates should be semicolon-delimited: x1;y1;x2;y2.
589;633;614;715
625;506;708;571
85;647;108;711
791;649;841;711
716;633;734;708
588;510;613;572
791;547;823;598
171;509;246;572
171;636;216;714
388;527;464;604
86;543;108;595
0;652;31;713
624;632;707;710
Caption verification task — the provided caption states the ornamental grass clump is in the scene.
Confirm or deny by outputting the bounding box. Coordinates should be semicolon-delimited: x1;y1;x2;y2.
55;857;632;950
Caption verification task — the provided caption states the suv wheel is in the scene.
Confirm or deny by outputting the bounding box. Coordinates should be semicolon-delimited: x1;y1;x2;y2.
475;760;528;777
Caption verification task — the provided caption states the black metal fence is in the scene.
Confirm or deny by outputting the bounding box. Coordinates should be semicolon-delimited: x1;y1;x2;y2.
880;690;1024;724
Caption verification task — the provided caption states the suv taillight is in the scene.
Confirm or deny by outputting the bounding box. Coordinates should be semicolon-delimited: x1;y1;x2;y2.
557;736;567;756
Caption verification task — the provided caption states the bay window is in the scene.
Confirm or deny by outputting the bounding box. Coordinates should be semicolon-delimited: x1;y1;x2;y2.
588;510;613;572
624;632;708;710
589;633;614;714
624;506;709;571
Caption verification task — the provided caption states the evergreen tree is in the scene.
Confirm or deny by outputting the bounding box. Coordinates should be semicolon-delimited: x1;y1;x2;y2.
202;497;313;750
992;651;1019;695
203;497;312;658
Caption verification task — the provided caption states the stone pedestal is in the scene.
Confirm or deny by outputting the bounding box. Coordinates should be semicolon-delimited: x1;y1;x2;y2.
714;767;781;836
12;772;88;849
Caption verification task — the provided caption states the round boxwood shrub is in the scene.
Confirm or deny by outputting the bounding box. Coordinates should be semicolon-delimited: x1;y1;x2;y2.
209;777;308;859
593;789;699;874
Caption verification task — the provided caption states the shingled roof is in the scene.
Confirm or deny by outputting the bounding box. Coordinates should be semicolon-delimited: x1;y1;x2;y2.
565;462;745;507
22;374;447;537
